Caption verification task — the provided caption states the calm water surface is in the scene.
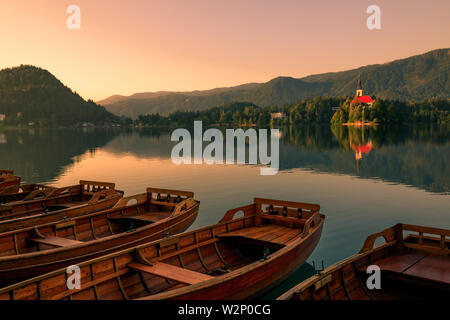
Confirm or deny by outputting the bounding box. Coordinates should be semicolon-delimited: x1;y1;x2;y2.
0;124;449;298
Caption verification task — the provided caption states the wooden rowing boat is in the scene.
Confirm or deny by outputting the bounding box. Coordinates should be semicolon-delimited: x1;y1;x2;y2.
277;224;449;300
0;198;324;300
0;184;55;204
0;170;21;194
0;181;123;233
0;187;199;287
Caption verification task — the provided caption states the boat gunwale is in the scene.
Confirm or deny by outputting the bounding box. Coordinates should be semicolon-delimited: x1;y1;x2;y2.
0;190;124;232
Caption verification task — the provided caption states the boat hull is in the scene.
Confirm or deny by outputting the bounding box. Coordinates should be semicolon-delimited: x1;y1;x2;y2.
0;203;199;287
277;224;450;300
151;217;324;300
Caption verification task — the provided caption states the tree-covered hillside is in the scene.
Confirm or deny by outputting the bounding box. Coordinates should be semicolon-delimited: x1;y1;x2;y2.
135;98;449;128
0;65;118;126
101;48;449;118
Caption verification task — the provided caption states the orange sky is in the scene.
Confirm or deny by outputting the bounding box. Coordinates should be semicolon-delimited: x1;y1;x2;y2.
0;0;449;101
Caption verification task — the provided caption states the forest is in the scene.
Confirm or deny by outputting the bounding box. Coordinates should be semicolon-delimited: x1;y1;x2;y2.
136;98;450;128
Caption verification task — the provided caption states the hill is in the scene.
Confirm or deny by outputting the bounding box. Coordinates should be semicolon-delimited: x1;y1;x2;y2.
0;65;118;126
100;48;449;118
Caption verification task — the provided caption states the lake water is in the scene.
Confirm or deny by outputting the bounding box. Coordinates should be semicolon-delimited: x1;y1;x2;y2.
0;124;449;298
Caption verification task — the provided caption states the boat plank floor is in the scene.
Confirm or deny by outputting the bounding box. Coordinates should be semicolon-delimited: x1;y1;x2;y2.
403;254;450;284
30;236;83;247
128;262;214;285
375;250;427;273
217;224;298;247
271;229;302;245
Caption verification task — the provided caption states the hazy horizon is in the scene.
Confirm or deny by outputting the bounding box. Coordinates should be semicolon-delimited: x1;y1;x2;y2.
1;0;449;101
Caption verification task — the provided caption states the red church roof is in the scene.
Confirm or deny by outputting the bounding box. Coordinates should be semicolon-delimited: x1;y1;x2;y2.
351;96;373;105
350;142;373;153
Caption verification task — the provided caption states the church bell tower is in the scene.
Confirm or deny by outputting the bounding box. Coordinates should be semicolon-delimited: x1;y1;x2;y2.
356;74;363;97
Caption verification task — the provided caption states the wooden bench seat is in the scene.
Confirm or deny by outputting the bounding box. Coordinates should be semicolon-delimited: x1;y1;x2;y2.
30;236;83;247
403;254;450;285
109;211;172;224
376;250;450;285
375;251;427;273
216;225;292;249
128;262;214;285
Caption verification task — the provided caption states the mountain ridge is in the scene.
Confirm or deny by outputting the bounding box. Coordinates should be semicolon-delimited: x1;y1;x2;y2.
99;48;449;118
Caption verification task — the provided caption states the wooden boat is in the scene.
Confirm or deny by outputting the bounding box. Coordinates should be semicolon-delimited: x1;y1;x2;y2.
0;184;55;204
0;187;199;287
0;181;123;233
0;198;324;300
277;224;449;300
0;170;21;193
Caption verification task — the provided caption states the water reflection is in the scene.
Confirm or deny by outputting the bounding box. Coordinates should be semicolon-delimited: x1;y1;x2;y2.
0;128;120;183
0;124;448;193
281;124;450;193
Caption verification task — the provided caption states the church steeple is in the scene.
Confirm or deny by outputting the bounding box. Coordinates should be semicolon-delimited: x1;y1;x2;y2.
356;74;363;97
351;74;374;107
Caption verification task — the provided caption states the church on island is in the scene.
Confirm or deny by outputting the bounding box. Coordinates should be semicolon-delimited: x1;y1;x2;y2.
350;75;373;108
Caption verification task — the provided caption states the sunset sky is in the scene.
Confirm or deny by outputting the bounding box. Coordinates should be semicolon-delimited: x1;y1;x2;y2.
0;0;449;101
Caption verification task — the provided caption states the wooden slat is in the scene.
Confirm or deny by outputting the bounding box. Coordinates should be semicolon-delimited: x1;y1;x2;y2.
149;200;177;207
270;228;302;245
254;198;320;212
216;225;279;238
153;238;219;263
216;233;285;249
110;211;172;224
47;269;128;300
216;225;293;242
30;236;83;247
128;262;214;285
375;251;427;273
55;221;76;230
403;254;450;285
403;242;449;255
402;224;450;237
147;187;193;198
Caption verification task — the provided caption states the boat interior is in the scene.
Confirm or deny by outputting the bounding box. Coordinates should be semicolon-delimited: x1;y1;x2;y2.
0;180;118;221
283;224;449;300
0;188;197;257
0;198;323;300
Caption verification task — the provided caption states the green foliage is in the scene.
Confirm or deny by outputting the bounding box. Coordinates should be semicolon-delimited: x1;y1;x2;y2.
331;98;449;124
0;65;119;126
137;98;346;127
138;96;449;128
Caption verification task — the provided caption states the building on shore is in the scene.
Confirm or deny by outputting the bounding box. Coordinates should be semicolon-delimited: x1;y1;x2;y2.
350;75;373;108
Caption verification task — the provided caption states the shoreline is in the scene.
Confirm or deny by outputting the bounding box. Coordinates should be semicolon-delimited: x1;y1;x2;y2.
341;121;376;127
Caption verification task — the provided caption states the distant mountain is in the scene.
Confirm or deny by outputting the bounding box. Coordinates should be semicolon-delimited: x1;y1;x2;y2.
0;65;118;125
100;48;449;118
